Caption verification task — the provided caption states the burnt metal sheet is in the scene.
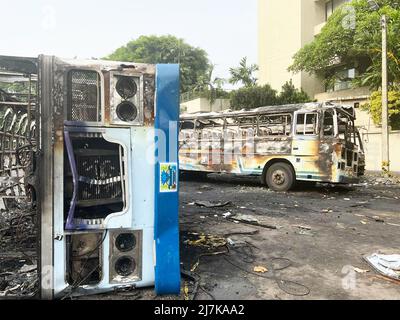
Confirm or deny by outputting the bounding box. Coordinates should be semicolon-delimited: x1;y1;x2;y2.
38;55;55;300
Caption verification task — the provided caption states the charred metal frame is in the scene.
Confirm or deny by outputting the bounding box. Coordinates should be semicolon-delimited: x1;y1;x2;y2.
0;54;181;299
0;56;39;298
37;56;180;299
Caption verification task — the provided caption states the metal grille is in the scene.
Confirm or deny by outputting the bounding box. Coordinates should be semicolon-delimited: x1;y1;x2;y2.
76;153;122;205
69;70;101;122
0;70;37;296
0;104;36;209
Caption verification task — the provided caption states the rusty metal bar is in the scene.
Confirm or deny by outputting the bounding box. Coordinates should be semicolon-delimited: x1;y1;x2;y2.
26;74;32;139
0;101;36;106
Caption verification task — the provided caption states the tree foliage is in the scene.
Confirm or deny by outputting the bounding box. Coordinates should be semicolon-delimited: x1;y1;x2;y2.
106;35;210;93
229;57;259;88
278;80;312;105
230;85;278;110
190;65;228;104
362;89;400;129
230;81;312;110
289;0;400;90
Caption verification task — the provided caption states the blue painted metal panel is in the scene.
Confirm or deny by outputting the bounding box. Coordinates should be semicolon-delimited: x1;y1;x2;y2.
154;64;181;295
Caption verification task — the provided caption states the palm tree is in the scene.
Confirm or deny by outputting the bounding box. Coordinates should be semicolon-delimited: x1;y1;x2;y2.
192;65;226;104
229;57;259;88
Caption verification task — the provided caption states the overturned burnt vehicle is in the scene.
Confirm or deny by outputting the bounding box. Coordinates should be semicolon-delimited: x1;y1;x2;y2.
0;55;181;299
179;103;365;191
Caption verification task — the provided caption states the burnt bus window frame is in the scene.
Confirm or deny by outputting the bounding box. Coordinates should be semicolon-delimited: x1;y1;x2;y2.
295;112;319;136
257;113;293;137
66;69;103;124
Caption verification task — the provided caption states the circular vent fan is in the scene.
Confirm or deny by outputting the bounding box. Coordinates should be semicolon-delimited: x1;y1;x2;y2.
116;76;137;99
116;101;138;122
115;256;136;277
115;233;137;252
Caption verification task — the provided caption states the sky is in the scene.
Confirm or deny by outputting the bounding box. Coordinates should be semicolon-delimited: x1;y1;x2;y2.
0;0;258;89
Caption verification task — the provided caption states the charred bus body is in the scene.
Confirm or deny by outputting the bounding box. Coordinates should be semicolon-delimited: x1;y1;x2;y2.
179;103;365;191
0;55;181;299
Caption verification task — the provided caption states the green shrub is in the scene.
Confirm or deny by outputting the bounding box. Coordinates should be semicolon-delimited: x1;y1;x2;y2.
230;85;278;110
362;90;400;130
230;81;312;110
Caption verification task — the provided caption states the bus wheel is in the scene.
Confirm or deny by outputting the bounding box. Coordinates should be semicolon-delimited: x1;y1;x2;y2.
265;162;295;192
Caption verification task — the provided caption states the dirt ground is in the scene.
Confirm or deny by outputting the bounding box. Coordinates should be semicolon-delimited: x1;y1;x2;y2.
2;173;399;300
81;173;400;301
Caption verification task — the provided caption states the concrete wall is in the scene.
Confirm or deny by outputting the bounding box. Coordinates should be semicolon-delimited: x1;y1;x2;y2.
180;98;231;114
315;86;371;105
361;131;400;173
300;0;326;97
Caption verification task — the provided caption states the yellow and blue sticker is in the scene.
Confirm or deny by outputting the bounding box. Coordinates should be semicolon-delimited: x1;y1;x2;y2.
160;162;178;193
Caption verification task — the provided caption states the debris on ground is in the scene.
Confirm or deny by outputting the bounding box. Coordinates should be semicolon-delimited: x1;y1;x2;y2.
362;174;400;186
227;214;277;230
183;233;227;250
0;262;38;297
194;200;231;208
364;254;400;281
353;267;370;274
387;222;400;227
294;225;315;237
293;225;312;231
222;212;233;218
336;223;346;229
199;185;214;191
253;266;268;273
0;204;38;298
296;229;315;237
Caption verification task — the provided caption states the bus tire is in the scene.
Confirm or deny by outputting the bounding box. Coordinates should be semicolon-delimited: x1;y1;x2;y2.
265;162;295;192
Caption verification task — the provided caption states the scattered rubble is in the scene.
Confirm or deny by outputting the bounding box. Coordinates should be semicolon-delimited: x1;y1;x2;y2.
353;267;370;274
0;204;37;298
222;212;233;218
0;262;37;298
227;214;278;230
355;214;385;223
253;266;268;273
194;200;231;208
361;175;400;186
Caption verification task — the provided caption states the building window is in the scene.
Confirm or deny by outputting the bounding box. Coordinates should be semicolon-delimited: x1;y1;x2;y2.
326;1;333;20
326;0;350;21
326;68;358;92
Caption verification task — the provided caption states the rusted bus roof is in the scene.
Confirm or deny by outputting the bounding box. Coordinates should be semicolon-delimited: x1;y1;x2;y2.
0;55;38;74
181;102;356;120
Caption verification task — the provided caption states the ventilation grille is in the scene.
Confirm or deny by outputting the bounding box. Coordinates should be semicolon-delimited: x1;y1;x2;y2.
69;70;101;122
76;153;122;204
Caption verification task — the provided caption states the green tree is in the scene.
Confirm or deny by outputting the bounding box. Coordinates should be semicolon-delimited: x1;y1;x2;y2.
278;80;312;104
230;85;278;110
106;35;210;93
191;65;228;103
289;0;400;90
229;57;259;88
181;65;229;104
362;89;400;129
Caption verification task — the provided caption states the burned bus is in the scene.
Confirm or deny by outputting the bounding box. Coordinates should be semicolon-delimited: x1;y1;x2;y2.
179;103;365;191
0;55;180;299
